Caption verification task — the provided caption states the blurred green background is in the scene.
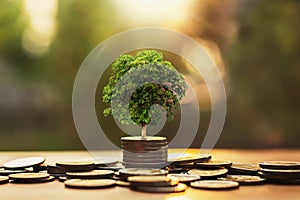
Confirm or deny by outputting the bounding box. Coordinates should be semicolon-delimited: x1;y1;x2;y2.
0;0;299;150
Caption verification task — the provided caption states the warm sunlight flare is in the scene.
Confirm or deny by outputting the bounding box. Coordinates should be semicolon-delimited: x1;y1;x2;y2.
22;0;57;57
113;0;194;26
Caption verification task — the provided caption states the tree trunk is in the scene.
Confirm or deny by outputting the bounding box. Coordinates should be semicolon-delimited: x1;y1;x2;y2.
141;125;147;139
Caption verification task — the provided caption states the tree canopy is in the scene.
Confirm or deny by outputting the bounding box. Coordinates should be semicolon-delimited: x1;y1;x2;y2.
102;50;187;129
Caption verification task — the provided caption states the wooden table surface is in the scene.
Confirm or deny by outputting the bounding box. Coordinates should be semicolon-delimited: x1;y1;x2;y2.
0;149;299;200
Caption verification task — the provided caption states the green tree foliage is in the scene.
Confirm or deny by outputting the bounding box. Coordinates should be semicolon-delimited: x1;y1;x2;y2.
102;50;187;135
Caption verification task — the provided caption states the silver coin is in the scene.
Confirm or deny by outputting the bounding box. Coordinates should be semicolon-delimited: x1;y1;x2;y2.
4;157;45;169
191;180;239;190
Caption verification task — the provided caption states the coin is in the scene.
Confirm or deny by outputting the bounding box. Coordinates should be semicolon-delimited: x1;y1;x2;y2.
58;176;68;182
121;136;167;142
4;157;45;169
195;160;232;168
188;168;228;178
260;169;300;179
119;168;168;180
128;176;178;187
228;163;260;175
267;178;300;185
131;183;187;193
47;164;67;174
0;169;28;176
259;161;300;170
64;179;116;189
191;180;239;190
168;154;211;165
0;176;9;184
80;157;119;166
123;162;167;169
13;176;55;184
167;174;201;183
33;163;47;172
218;175;266;185
95;162;124;171
66;170;114;179
9;172;49;180
116;180;130;187
56;161;94;172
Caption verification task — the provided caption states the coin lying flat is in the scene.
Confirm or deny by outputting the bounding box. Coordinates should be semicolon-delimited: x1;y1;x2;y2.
195;160;232;168
188;168;228;178
119;168;168;180
64;179;116;189
259;161;300;170
218;175;266;185
0;169;28;176
228;163;260;175
191;180;239;190
168;154;211;165
167;174;200;183
128;176;178;187
9;172;49;181
66;170;114;179
259;169;300;179
4;157;45;169
131;183;187;193
80;157;119;166
56;161;94;172
121;136;167;142
13;176;55;184
58;176;68;182
116;180;130;187
95;162;124;171
0;176;9;184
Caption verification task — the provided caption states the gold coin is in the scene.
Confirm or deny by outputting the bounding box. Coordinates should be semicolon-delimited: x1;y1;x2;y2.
65;179;116;189
9;172;49;180
188;168;228;178
218;175;266;185
0;176;9;184
191;180;239;190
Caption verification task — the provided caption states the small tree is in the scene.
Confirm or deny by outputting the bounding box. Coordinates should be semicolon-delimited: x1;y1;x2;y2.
103;50;187;138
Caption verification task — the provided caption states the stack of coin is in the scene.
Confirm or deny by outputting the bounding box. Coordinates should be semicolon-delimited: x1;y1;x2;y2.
259;161;300;184
121;136;168;168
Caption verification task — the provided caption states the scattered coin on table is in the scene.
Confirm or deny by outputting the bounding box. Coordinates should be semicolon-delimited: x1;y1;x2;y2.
4;157;45;169
218;175;266;185
191;180;239;190
64;179;116;189
0;155;299;193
